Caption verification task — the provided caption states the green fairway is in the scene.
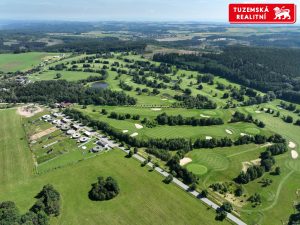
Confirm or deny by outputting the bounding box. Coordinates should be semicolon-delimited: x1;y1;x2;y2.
29;70;102;81
0;52;57;72
0;109;34;190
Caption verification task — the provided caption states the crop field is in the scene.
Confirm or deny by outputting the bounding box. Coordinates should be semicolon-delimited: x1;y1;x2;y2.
0;52;58;72
0;109;229;225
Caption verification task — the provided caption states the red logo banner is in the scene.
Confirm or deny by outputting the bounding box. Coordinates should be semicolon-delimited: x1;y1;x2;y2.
229;3;296;24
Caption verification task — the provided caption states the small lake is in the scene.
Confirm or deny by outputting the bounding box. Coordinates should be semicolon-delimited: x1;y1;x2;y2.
91;82;108;89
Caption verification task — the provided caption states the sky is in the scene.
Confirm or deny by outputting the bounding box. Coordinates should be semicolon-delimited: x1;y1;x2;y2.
0;0;299;22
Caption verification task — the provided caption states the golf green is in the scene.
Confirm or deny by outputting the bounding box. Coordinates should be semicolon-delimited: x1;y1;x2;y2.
244;127;261;135
187;164;208;175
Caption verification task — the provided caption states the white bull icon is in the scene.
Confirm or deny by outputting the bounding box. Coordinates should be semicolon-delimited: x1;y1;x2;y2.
273;7;291;20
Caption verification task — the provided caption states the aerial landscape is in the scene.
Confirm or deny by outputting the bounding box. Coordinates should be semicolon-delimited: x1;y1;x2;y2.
0;1;300;225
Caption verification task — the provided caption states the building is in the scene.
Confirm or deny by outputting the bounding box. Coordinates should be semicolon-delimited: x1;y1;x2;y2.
72;133;81;139
84;131;92;137
66;129;76;135
61;125;70;131
91;145;102;153
96;139;109;149
71;124;81;130
42;115;51;121
79;137;89;143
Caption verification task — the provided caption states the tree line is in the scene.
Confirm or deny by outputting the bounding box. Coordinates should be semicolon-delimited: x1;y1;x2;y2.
156;112;224;126
235;143;287;184
153;48;300;104
0;184;60;225
0;80;136;106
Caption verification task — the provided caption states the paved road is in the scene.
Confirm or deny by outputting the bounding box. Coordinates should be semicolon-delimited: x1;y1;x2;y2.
117;146;247;225
59;115;247;225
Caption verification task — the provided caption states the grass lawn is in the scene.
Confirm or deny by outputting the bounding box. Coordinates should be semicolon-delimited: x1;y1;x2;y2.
0;52;57;72
0;109;34;191
0;109;229;225
0;148;230;225
29;70;102;81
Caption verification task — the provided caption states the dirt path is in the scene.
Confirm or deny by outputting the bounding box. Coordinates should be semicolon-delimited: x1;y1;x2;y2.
30;127;57;141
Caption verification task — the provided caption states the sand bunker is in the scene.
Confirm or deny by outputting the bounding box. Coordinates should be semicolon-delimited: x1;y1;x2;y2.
122;130;129;133
240;133;248;136
30;127;57;141
130;132;138;137
151;108;162;111
135;124;143;129
161;98;168;101
255;110;262;113
17;105;43;118
291;150;299;159
180;157;192;166
225;129;233;135
200;114;210;118
289;141;296;149
206;136;212;140
242;159;261;172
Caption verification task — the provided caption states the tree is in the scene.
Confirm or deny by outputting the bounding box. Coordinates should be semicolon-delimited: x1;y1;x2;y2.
55;73;62;79
127;150;133;158
133;147;138;154
31;184;61;216
189;183;197;191
184;88;192;95
221;202;233;213
0;201;20;224
101;109;108;115
200;189;208;198
235;186;243;197
274;166;281;175
285;115;294;123
89;176;120;201
163;175;173;184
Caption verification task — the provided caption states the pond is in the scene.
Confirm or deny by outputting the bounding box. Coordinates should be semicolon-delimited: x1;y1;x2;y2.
91;82;108;89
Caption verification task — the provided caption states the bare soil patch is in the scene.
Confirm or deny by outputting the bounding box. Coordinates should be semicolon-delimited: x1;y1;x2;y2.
30;127;57;141
17;105;43;117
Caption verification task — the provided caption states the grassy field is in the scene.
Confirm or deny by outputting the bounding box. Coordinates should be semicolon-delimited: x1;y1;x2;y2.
75;105;271;140
0;109;230;225
0;109;34;191
0;52;57;72
29;70;102;81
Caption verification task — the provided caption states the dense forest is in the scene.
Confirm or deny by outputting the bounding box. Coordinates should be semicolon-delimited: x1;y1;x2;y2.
0;80;136;105
153;46;300;104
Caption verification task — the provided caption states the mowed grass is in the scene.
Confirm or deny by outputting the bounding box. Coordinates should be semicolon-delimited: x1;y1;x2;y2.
29;70;102;81
0;150;230;225
0;109;34;190
0;52;56;72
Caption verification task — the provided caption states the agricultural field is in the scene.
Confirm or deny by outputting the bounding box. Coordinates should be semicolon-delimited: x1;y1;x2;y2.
0;52;59;72
0;109;230;225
